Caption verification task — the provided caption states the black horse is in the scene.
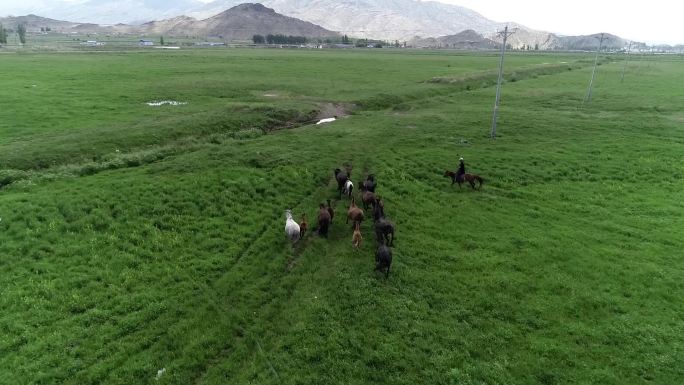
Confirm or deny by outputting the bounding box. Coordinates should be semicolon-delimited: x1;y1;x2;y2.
363;174;377;193
375;239;393;279
334;168;350;198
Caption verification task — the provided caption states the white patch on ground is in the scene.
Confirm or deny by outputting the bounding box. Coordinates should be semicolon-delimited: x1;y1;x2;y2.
263;93;278;97
316;117;336;125
146;100;187;106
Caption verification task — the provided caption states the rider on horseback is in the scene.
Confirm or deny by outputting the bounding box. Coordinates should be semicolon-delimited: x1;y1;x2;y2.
456;157;466;183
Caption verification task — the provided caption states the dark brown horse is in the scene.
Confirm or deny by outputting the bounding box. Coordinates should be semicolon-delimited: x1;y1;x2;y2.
317;203;331;237
444;170;484;190
360;186;377;211
373;198;395;246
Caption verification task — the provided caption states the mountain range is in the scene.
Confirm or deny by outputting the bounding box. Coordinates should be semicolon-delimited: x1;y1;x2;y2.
0;5;338;40
1;1;640;49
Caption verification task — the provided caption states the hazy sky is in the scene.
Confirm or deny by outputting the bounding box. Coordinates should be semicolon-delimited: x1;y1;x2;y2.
2;0;681;44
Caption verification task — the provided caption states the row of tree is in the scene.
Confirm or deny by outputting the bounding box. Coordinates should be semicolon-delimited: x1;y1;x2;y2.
250;33;408;48
0;23;27;44
518;43;540;51
252;34;308;45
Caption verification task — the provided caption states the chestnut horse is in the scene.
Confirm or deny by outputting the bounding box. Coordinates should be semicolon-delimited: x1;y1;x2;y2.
444;170;484;189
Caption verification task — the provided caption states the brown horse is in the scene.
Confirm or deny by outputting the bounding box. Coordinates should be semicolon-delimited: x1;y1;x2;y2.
360;187;377;211
299;213;308;239
444;170;484;190
352;222;362;249
347;197;364;227
326;199;335;223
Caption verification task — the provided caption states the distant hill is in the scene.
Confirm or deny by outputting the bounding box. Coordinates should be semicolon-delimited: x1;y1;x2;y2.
410;29;497;49
411;28;633;51
0;14;79;32
192;3;336;40
493;23;560;50
138;3;337;40
555;33;627;51
17;0;204;26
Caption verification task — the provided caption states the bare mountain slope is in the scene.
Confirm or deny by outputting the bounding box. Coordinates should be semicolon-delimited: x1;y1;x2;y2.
140;15;198;35
194;3;336;40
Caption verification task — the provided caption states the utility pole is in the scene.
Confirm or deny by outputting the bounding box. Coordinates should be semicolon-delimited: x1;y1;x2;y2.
491;25;516;139
620;40;632;83
582;33;606;106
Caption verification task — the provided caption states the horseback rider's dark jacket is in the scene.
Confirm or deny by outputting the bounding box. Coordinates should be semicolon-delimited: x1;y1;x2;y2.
456;161;466;179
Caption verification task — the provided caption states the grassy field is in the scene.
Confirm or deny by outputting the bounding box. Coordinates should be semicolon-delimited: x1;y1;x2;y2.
0;48;683;385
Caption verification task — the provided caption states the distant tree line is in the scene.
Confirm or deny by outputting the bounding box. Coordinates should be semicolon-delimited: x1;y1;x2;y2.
0;23;27;44
0;24;7;44
17;23;26;44
250;33;407;49
252;34;308;45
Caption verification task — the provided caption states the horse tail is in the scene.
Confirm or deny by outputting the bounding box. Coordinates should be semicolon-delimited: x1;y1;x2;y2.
476;176;484;187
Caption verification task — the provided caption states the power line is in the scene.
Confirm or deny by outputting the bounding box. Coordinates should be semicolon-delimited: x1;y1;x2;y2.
582;32;606;107
491;25;515;139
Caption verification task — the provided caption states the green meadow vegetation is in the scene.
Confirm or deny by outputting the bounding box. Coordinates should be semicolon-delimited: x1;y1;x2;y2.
0;48;683;384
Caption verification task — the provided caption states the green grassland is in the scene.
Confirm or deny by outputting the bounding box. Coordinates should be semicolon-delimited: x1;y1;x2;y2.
0;48;683;385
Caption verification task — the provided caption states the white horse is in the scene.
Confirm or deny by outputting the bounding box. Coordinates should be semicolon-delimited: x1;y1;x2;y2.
284;209;300;243
343;179;354;198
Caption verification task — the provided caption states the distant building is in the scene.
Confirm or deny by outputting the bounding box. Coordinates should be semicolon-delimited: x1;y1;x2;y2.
139;40;154;46
81;40;105;46
195;42;226;47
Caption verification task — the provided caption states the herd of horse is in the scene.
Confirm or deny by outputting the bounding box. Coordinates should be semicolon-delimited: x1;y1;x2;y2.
284;164;484;279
